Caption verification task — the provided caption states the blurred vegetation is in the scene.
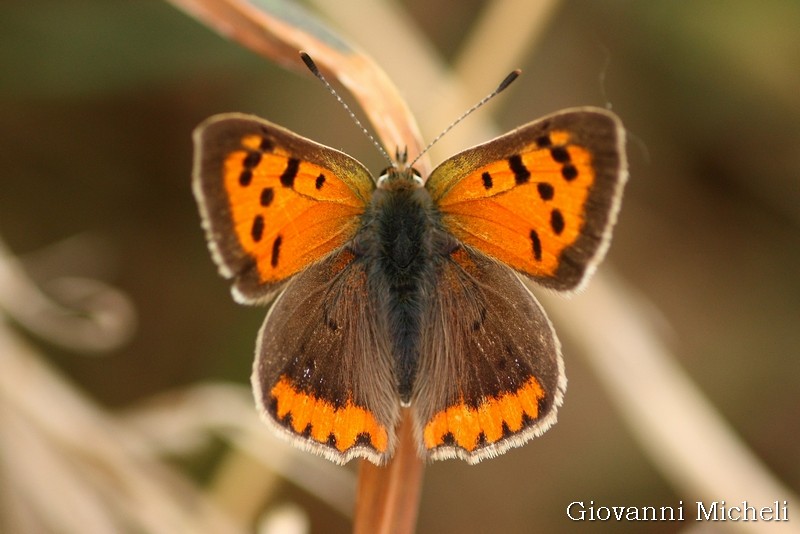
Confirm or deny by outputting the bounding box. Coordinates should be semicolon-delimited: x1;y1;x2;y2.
1;1;798;533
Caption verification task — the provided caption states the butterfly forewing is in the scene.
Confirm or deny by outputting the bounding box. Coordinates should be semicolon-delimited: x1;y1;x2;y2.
427;108;626;291
193;113;374;303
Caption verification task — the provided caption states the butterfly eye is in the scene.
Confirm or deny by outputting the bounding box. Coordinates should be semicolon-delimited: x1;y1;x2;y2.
377;166;393;188
410;168;424;187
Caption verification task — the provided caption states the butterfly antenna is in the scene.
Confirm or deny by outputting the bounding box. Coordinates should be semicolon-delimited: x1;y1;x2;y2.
300;52;394;166
408;69;521;169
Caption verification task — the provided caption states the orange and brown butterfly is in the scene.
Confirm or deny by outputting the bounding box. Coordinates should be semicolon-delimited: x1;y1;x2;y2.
193;65;626;465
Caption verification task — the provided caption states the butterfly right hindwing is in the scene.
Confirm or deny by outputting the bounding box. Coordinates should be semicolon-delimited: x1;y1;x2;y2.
253;247;400;465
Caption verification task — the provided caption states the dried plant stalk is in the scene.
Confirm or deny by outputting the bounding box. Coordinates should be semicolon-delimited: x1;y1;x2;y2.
166;0;427;171
354;413;422;534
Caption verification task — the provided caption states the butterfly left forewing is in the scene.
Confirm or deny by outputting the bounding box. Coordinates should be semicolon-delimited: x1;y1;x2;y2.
427;107;626;291
193;113;374;303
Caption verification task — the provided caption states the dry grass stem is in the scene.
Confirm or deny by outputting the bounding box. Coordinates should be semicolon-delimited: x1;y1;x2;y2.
166;0;426;168
0;320;244;534
452;0;562;95
0;238;136;353
122;384;357;518
354;413;423;534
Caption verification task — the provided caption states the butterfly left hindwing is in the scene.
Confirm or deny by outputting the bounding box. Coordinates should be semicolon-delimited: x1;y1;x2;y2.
413;246;565;463
254;247;399;465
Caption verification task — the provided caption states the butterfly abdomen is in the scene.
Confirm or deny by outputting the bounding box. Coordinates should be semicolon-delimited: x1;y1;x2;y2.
357;181;440;403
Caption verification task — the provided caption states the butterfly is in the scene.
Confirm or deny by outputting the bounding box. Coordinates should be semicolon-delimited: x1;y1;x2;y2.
193;102;626;465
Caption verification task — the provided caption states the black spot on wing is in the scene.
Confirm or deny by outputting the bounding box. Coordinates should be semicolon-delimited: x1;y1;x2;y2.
562;164;578;181
326;314;338;331
355;433;374;447
537;182;554;200
508;154;531;184
442;432;456;446
239;151;260;186
243;150;262;168
326;433;337;448
279;409;293;427
481;172;493;190
501;421;512;438
251;215;265;242
260;187;274;206
271;235;282;267
471;307;487;332
521;412;535;427
529;230;542;261
550;146;570;164
550;209;565;235
280;158;300;187
259;137;274;152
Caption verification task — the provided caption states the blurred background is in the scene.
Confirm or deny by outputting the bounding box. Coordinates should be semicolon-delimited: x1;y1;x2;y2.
1;1;798;533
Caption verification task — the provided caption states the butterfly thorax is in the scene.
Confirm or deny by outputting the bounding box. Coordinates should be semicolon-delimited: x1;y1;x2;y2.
354;173;450;403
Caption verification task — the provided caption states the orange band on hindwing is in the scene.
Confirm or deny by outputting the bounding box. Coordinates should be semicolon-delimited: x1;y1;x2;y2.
423;377;546;452
269;377;389;454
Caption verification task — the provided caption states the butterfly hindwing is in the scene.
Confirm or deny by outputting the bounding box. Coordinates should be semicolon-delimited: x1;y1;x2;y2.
193;113;374;303
413;246;565;463
254;247;399;465
427;107;626;291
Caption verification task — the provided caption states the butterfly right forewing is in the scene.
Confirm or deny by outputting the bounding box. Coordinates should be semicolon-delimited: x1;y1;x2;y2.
193;113;375;304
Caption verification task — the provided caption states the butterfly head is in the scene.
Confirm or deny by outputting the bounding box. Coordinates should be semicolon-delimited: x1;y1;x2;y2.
377;146;424;189
377;165;424;190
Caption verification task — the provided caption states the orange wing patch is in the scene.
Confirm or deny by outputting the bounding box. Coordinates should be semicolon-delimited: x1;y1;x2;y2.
270;376;389;454
223;143;365;284
423;377;546;452
435;130;595;279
